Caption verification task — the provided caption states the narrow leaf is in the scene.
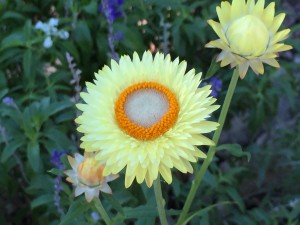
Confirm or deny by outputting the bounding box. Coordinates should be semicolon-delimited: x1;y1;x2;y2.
216;144;251;161
27;142;40;172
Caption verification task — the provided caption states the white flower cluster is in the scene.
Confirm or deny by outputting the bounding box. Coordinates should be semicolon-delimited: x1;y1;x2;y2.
35;18;69;48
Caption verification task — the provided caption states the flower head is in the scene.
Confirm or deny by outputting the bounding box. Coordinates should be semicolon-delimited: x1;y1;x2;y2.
35;18;69;48
76;51;219;188
206;0;292;78
50;150;66;169
50;150;66;215
2;97;15;107
65;153;118;202
99;0;124;23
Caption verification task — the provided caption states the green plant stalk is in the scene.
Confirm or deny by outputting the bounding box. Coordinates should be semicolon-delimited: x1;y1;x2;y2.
154;176;169;225
176;68;240;225
94;198;113;225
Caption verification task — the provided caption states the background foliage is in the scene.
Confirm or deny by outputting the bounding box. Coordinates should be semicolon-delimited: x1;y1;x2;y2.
0;0;299;224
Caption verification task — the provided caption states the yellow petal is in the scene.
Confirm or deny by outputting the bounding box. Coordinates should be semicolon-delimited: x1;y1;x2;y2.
193;146;206;158
217;2;231;27
271;29;291;45
145;171;153;187
261;58;280;68
238;62;250;79
262;2;275;28
172;157;188;173
125;174;135;188
207;20;228;44
252;0;265;17
205;39;228;49
231;0;246;20
267;43;292;53
260;53;278;59
182;159;193;173
136;165;147;184
220;54;234;67
246;0;255;12
271;13;285;34
276;44;293;52
159;164;172;184
250;60;264;74
67;155;75;168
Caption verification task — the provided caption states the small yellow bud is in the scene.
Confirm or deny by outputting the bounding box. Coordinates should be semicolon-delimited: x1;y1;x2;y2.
226;15;269;57
77;158;105;186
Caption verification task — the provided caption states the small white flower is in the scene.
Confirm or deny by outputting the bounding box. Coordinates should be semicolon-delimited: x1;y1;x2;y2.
35;18;69;48
49;18;59;27
43;36;53;48
34;21;43;30
58;30;69;39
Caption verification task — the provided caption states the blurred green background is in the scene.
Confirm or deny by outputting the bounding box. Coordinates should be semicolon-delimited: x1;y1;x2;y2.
0;0;299;224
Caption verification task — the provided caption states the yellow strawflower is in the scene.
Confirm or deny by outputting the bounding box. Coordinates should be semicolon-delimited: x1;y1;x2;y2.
76;51;219;188
206;0;292;78
65;153;118;202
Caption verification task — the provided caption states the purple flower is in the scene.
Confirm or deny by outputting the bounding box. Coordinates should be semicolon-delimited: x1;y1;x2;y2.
209;77;222;97
50;150;66;215
114;31;124;42
2;97;15;107
99;0;124;61
50;150;66;169
99;0;124;23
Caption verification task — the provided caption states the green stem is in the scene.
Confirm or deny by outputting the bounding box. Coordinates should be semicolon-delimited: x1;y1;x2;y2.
176;68;240;225
93;198;113;225
154;176;169;225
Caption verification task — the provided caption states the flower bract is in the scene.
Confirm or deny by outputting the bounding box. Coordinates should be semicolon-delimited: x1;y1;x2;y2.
76;51;219;188
65;153;118;202
206;0;292;78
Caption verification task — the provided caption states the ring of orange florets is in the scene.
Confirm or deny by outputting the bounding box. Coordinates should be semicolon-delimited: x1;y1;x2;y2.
115;81;179;141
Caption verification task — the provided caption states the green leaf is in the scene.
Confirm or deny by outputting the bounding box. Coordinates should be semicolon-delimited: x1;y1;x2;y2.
182;201;233;225
226;187;245;212
216;144;251;162
43;127;73;150
290;201;300;220
103;193;125;216
47;100;74;117
0;88;8;100
205;56;221;80
48;168;64;176
31;194;54;209
74;21;92;53
114;25;145;53
23;49;32;78
0;31;26;51
27;142;40;172
59;198;91;225
82;0;98;15
1;140;23;162
124;205;157;219
0;11;25;20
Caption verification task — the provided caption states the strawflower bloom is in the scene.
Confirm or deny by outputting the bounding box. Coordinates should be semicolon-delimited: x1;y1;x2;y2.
76;51;219;188
206;0;292;78
64;153;118;203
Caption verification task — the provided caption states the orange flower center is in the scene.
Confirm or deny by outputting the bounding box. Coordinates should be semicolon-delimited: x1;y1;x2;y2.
115;82;179;140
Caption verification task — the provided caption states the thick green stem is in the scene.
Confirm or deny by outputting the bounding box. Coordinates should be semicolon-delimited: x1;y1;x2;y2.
154;176;169;225
93;198;113;225
176;69;240;225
